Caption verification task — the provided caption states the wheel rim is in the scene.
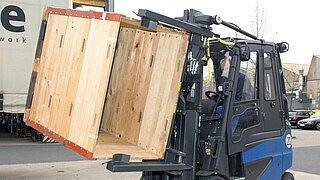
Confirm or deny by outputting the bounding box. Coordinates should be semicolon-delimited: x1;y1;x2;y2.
316;123;320;130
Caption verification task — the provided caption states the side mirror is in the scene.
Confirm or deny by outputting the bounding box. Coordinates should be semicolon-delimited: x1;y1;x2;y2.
277;42;289;53
240;45;250;61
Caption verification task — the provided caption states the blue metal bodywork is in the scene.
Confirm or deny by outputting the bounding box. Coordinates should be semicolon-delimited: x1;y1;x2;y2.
242;130;293;179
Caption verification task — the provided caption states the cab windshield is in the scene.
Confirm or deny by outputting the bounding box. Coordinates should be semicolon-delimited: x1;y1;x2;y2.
202;48;231;100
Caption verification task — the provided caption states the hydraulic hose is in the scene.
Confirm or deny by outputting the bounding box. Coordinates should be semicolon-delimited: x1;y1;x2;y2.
216;38;235;46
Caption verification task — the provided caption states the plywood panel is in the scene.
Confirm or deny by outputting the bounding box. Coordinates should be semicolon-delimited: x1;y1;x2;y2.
100;28;137;137
154;34;189;154
29;14;68;127
46;16;74;133
119;31;159;144
137;33;189;156
67;19;120;151
48;17;91;137
41;15;69;130
100;28;160;145
93;132;159;159
114;29;147;144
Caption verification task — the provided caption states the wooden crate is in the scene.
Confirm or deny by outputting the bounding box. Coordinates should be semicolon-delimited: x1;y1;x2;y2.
24;7;189;160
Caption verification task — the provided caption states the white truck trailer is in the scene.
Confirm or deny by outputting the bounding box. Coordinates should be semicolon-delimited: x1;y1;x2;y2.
0;0;71;134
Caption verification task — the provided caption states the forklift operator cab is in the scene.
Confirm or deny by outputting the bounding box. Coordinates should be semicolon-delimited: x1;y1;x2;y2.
107;9;293;180
200;39;293;179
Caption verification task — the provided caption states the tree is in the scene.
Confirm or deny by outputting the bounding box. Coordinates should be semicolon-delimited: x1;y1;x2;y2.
251;0;268;39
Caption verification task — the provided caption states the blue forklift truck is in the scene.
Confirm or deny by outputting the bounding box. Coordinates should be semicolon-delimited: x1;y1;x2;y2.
107;9;294;180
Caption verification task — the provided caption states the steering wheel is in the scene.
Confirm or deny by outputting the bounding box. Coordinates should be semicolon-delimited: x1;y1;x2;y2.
205;91;219;100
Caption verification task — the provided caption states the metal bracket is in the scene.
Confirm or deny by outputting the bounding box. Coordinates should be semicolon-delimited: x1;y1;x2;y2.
137;9;214;37
140;18;158;30
35;20;47;59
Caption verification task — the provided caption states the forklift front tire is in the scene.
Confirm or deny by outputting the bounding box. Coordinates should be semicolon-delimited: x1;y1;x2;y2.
281;172;295;180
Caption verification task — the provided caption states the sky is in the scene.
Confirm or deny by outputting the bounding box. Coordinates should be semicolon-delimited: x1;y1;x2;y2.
86;0;320;64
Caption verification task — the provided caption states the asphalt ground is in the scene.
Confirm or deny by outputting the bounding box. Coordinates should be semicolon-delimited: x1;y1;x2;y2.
290;129;320;177
0;129;319;179
0;132;85;165
0;144;86;165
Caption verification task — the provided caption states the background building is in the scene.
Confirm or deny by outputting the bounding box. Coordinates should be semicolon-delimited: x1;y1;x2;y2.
306;55;320;109
282;63;310;110
282;55;320;110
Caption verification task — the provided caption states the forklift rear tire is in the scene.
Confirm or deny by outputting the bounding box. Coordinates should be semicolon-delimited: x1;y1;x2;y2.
281;172;294;180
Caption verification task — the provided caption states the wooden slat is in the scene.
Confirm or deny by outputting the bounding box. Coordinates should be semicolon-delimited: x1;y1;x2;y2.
85;19;120;151
111;29;146;141
60;17;91;137
100;28;160;145
136;33;177;155
100;28;137;137
49;17;91;137
67;19;120;151
48;16;76;133
120;31;160;144
43;15;70;130
137;33;189;156
29;14;68;127
153;34;189;154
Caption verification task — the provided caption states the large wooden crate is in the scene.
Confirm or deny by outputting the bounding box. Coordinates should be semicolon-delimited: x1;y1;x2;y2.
24;7;189;160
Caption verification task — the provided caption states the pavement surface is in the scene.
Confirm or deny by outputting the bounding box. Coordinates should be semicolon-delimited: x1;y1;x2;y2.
0;132;85;165
288;170;320;180
0;129;319;179
0;144;86;165
0;160;141;180
290;129;320;178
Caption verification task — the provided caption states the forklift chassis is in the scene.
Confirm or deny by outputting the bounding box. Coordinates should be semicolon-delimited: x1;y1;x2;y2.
107;9;293;180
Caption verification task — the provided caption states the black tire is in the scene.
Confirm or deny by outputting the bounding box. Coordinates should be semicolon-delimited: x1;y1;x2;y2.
316;123;320;130
282;172;295;180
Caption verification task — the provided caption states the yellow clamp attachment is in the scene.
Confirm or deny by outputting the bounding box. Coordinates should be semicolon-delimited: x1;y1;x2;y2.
216;37;236;46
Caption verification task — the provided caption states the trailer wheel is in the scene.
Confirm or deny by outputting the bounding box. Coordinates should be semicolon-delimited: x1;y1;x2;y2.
281;172;294;180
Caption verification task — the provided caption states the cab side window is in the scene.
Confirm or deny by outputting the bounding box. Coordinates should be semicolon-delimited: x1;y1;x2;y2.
264;53;276;100
239;52;258;101
232;52;259;141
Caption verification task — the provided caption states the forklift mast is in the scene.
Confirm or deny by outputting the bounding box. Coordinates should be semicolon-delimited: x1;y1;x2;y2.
107;9;292;180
